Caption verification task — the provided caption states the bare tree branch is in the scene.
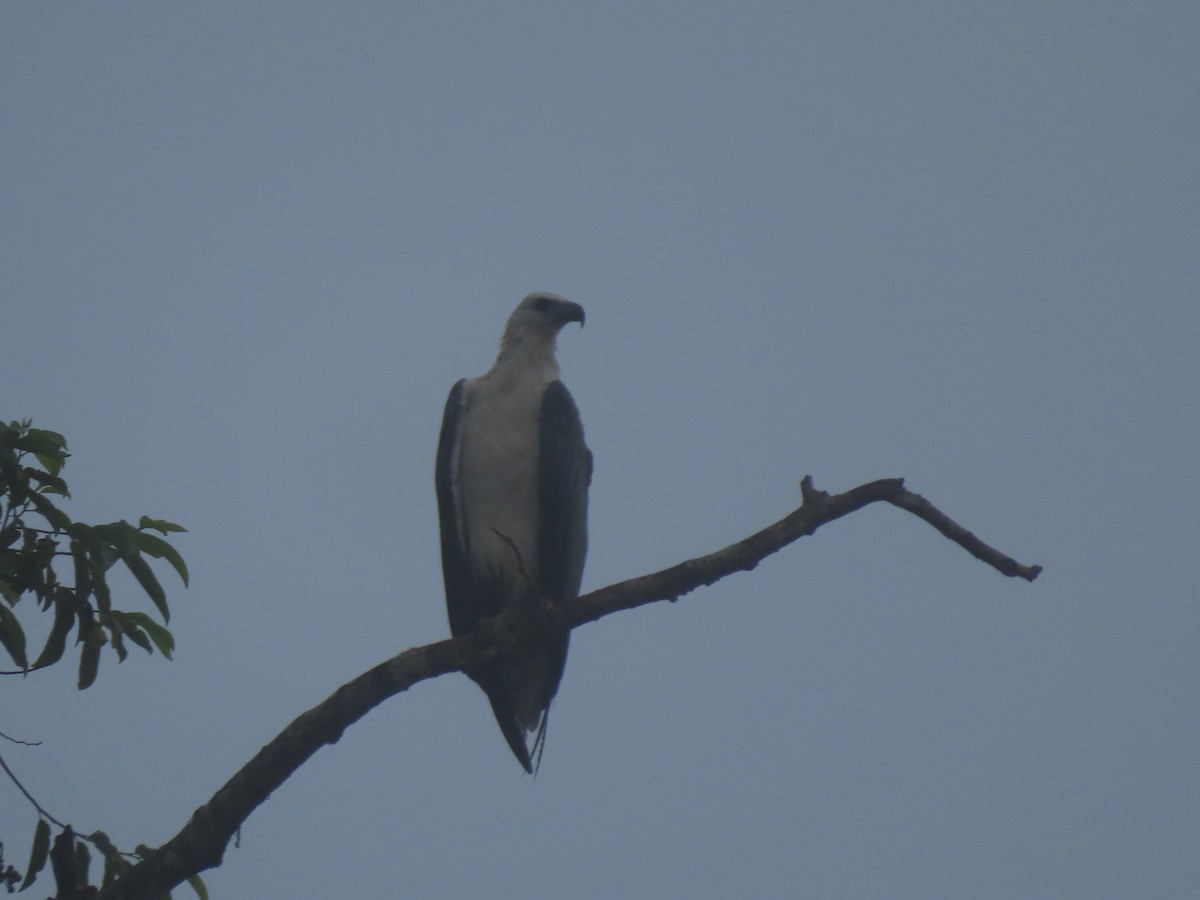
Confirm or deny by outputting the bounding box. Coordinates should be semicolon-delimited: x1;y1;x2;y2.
883;485;1042;580
94;476;1039;900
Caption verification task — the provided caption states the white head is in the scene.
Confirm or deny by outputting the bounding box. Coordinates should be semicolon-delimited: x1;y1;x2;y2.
497;292;586;363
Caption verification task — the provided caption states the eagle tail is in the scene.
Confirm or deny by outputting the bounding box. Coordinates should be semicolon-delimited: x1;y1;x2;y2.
478;676;535;774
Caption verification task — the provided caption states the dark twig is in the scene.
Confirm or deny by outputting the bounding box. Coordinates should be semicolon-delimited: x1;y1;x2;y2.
0;748;68;829
0;662;55;676
94;476;1039;900
0;728;42;747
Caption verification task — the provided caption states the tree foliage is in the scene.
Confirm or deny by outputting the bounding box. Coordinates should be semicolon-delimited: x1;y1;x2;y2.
0;420;186;685
1;420;192;897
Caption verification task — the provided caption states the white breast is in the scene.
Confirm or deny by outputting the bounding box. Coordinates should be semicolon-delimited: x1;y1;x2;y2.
457;362;549;588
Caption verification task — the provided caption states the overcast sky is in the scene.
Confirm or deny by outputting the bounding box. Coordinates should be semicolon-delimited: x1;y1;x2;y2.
3;3;1197;898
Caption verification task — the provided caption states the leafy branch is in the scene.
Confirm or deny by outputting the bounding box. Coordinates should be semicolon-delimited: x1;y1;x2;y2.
1;420;193;897
0;420;187;687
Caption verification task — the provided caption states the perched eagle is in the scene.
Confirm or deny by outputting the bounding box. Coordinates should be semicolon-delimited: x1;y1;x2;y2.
435;292;591;773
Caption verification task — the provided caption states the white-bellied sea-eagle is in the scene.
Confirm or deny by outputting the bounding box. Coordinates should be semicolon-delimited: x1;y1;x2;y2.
435;292;591;773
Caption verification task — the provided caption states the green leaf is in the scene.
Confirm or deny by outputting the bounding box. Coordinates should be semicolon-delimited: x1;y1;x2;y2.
123;622;153;655
13;429;69;477
87;829;119;858
91;565;112;613
72;839;91;891
26;491;71;532
123;611;174;659
123;553;169;622
138;516;187;535
92;520;138;559
66;521;95;545
134;531;189;587
187;873;210;900
70;539;92;602
0;550;18;604
67;526;119;601
89;830;129;888
32;589;76;668
20;818;51;891
0;447;27;503
78;630;102;689
109;611;153;655
109;628;128;662
27;491;70;532
24;468;69;497
0;603;28;670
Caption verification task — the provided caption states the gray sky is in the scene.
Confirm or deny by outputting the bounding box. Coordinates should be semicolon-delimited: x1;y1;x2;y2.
3;3;1197;897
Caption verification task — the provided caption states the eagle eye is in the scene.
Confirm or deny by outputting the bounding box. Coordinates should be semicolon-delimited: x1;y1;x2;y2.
533;295;553;313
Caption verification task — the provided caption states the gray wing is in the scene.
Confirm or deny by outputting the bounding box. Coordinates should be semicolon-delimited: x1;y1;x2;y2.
528;379;590;770
435;379;478;637
538;379;592;605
